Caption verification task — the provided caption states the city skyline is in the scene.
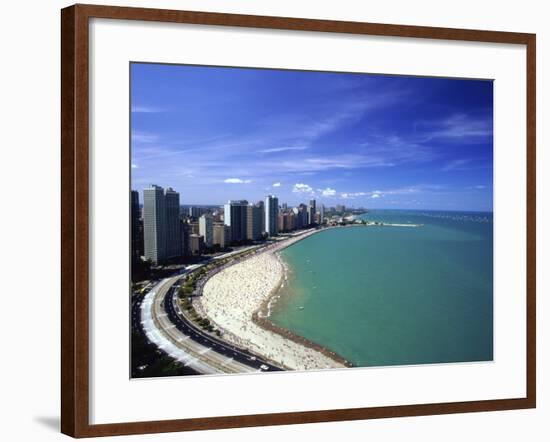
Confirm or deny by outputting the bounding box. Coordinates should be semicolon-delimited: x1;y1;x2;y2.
131;63;493;211
134;182;332;265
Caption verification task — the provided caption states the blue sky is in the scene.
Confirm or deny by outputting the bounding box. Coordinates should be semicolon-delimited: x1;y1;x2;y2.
131;63;493;211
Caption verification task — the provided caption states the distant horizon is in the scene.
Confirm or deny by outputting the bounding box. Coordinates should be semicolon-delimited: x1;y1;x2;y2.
131;63;493;212
132;188;494;214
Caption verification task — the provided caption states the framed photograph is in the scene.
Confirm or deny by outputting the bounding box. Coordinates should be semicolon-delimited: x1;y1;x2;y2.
61;4;536;438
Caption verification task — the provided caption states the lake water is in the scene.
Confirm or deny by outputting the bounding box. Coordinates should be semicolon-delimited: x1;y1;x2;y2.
270;210;493;367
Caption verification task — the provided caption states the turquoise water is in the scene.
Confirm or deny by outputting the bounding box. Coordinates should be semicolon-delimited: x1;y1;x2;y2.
270;210;493;367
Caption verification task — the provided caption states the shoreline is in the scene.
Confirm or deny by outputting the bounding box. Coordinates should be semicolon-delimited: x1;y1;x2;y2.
252;251;353;368
196;223;423;371
196;227;350;370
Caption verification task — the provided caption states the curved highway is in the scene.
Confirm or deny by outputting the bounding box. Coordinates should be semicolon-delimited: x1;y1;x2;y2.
140;275;282;375
163;284;282;372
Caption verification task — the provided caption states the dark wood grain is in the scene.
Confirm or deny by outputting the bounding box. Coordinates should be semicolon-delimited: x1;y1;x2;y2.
72;3;534;44
61;4;91;437
526;34;536;408
60;3;536;438
60;5;76;436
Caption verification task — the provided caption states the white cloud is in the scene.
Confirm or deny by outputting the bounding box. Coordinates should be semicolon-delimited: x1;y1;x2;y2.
259;146;309;154
319;187;336;197
415;113;492;143
131;131;158;144
224;178;252;184
442;159;471;172
131;105;167;113
335;187;428;200
370;190;384;199
292;183;314;193
341;192;367;199
272;182;281;187
131;164;138;169
436;113;492;139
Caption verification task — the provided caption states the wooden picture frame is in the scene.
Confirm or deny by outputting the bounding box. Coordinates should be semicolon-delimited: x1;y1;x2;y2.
61;3;536;438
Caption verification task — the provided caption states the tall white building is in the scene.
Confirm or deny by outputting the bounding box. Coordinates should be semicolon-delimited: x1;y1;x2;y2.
265;195;279;237
319;204;325;225
143;184;182;264
143;184;166;264
199;213;214;248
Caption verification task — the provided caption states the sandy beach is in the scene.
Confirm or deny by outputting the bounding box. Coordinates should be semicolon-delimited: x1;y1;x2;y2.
196;230;348;371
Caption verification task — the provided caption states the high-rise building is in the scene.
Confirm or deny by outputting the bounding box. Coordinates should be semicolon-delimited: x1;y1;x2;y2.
292;207;301;229
188;206;209;219
336;204;346;213
297;203;308;228
131;190;143;260
212;209;223;223
265;195;279;237
319;204;325;225
213;223;231;249
224;200;248;243
247;203;263;241
188;222;199;235
277;212;284;232
285;211;296;231
143;184;184;264
180;220;190;257
308;199;317;225
257;200;265;233
143;184;166;264
199;214;214;248
189;234;204;255
278;211;296;232
165;187;182;259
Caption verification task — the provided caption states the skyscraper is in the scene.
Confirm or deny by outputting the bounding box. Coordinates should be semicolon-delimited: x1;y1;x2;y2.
199;213;214;248
180;220;190;257
257;200;265;233
265;195;279;237
213;223;231;249
246;203;263;241
284;211;296;231
277;210;295;232
224;200;248;243
164;187;182;259
143;184;183;265
189;234;204;255
131;190;143;260
292;207;301;229
319;204;325;225
308;199;317;225
188;222;199;235
298;203;308;228
277;212;284;232
143;184;166;264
